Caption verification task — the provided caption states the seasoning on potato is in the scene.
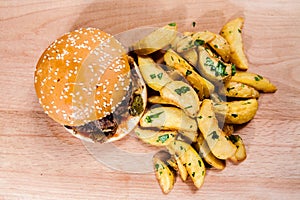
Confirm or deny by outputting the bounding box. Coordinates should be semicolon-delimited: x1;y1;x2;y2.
130;17;276;194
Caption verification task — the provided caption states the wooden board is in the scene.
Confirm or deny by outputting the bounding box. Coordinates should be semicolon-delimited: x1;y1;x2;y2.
1;0;300;199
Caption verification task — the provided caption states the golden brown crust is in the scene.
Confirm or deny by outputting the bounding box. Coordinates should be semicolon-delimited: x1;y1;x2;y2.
34;28;130;126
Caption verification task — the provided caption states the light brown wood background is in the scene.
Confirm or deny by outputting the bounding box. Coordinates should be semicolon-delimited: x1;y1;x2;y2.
1;0;300;199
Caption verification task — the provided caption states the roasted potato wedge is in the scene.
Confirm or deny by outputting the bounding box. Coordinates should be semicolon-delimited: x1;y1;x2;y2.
195;134;226;170
164;49;214;98
230;71;277;93
138;56;172;91
140;106;197;132
153;154;175;194
197;99;237;159
220;17;248;70
148;96;179;107
228;135;247;163
176;31;215;53
223;81;260;98
134;127;177;146
197;46;232;82
167;148;188;181
208;33;231;62
160;81;200;117
167;140;206;188
213;99;259;124
180;48;198;67
178;130;198;143
133;23;177;55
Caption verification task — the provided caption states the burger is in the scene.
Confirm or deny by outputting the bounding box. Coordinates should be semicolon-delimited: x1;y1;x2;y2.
34;28;147;143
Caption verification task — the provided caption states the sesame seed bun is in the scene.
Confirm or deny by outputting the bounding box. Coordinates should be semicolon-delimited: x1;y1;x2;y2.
35;28;147;143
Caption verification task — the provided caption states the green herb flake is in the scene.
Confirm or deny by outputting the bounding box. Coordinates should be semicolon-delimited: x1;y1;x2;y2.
157;73;163;80
231;64;236;76
208;116;212;118
254;76;260;81
188;163;191;166
208;131;219;140
229;30;232;34
186;70;192;76
214;44;219;48
184;105;192;109
198;160;202;167
192;172;195;177
157;134;170;143
228;135;239;143
150;74;156;79
198;116;203;119
257;74;263;80
194;39;205;46
227;87;235;92
192;21;196;27
171;56;174;61
202;171;205;176
159;171;163;175
145;111;164;123
168;22;176;26
174;86;190;96
238;28;242;33
155;163;160;171
231;113;238;118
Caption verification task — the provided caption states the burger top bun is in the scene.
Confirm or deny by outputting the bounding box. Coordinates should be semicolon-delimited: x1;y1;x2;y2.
34;28;131;126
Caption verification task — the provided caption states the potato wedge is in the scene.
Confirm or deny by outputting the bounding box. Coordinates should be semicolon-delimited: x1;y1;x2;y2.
197;46;232;82
148;96;179;107
140;106;197;132
230;71;277;93
208;33;231;62
180;48;198;67
197;99;237;159
176;31;216;53
133;23;177;55
153;155;175;194
228;135;247;163
223;81;260;98
222;124;234;136
220;17;248;70
178;130;198;143
138;56;172;91
160;81;200;117
164;49;214;98
195;134;226;170
167;149;188;181
213;99;259;124
167;140;206;188
134;127;177;146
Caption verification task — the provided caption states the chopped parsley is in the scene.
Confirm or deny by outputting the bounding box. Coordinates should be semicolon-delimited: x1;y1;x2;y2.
174;86;190;96
145;111;164;123
194;39;205;46
238;28;242;33
157;73;163;80
204;57;228;77
231;64;236;76
254;75;263;81
227;87;235;92
231;113;238;118
150;74;156;79
155;163;160;171
191;172;195;177
214;44;219;48
157;134;170;143
168;22;176;26
198;116;203;119
208;131;219;140
171;56;174;61
198;160;202;167
186;70;192;76
184;105;192;109
192;21;196;27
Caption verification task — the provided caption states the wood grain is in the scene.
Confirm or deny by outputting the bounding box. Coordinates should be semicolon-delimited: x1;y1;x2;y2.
1;0;300;199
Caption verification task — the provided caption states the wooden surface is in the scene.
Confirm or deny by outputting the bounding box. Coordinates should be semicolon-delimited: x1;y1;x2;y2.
1;0;300;199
